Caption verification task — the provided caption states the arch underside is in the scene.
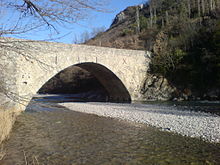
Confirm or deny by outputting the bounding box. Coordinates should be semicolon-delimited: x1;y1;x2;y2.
38;62;131;103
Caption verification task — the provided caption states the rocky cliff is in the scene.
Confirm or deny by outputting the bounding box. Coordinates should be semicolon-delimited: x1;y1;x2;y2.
85;5;146;50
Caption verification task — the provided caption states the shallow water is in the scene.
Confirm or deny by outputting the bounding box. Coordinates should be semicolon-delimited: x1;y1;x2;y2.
135;100;220;116
1;97;220;165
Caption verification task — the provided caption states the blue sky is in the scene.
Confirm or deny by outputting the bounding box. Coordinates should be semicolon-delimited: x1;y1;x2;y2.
3;0;145;44
68;0;145;44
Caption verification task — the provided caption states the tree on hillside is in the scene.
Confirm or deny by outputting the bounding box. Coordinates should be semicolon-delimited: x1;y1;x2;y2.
145;0;220;97
73;26;106;44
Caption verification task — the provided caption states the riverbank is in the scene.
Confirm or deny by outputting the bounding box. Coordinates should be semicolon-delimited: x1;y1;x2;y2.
60;102;220;143
0;108;18;144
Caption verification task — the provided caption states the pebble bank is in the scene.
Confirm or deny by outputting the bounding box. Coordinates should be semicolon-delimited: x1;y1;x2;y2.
60;102;220;143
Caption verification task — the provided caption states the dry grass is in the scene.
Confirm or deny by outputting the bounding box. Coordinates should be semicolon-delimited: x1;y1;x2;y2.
23;150;40;165
0;107;21;162
0;108;20;144
0;146;6;161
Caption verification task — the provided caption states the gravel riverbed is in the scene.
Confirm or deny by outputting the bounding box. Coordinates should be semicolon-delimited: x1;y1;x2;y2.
59;102;220;143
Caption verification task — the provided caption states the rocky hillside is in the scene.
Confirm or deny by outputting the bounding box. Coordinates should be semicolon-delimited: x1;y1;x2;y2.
85;5;146;50
86;0;220;101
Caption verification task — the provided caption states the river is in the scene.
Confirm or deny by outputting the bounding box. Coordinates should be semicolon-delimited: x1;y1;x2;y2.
0;95;220;165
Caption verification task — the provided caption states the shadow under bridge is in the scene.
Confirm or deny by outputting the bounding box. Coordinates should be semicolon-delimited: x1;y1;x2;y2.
38;62;131;103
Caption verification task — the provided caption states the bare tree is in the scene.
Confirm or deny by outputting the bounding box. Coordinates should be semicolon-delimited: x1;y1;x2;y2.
187;0;191;18
90;26;106;38
153;7;157;25
149;4;153;28
0;0;108;38
197;0;201;17
73;26;106;44
216;0;219;8
210;0;213;10
165;11;169;25
136;6;140;34
80;31;91;43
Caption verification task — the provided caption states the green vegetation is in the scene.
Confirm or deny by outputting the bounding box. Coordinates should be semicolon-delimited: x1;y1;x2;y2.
121;28;135;36
138;0;220;98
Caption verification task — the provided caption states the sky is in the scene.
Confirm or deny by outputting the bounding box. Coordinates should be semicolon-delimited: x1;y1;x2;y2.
1;0;145;44
55;0;146;43
71;0;146;42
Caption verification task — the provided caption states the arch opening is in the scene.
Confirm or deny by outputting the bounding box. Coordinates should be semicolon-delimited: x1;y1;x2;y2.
37;62;131;103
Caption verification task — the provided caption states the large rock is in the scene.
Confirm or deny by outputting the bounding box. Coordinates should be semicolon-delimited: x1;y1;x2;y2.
111;11;126;26
140;73;176;101
204;89;220;100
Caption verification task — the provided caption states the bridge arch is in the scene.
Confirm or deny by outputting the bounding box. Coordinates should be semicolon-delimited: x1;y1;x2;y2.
37;62;131;103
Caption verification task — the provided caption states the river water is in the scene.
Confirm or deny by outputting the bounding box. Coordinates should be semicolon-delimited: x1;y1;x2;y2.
1;95;220;165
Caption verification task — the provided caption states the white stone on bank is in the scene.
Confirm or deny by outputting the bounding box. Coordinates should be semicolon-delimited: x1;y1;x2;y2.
59;102;220;143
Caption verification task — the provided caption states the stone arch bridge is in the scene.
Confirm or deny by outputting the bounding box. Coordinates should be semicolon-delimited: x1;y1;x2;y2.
0;38;151;111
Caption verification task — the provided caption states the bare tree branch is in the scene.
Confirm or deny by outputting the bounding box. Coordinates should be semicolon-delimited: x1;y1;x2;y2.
0;0;109;104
